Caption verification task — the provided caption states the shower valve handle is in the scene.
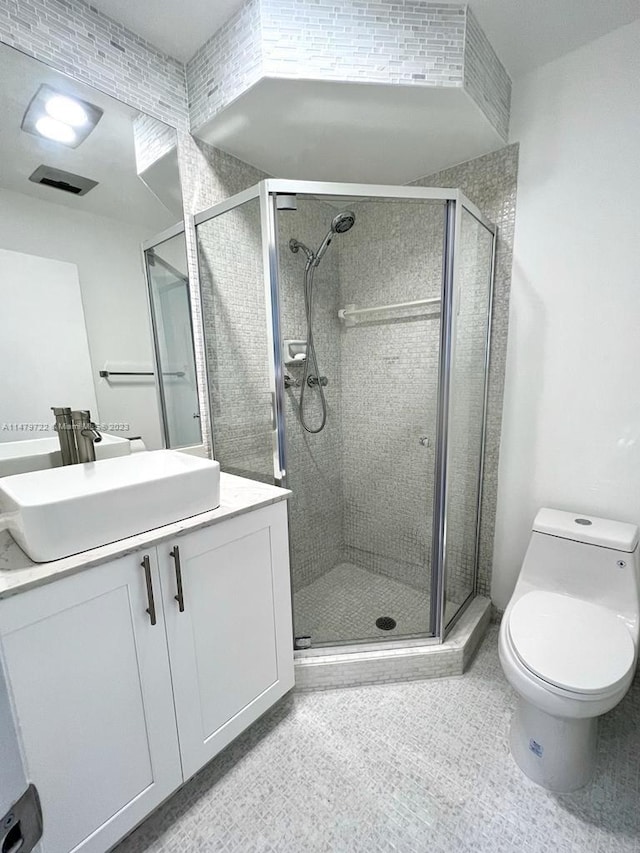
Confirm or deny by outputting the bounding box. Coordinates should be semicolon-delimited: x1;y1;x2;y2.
307;375;328;387
284;374;301;389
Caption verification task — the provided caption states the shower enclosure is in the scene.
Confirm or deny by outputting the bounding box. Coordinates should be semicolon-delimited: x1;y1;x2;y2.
143;223;202;449
195;181;495;647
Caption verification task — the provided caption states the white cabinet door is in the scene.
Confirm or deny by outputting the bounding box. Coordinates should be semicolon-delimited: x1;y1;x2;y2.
0;551;182;853
160;502;294;779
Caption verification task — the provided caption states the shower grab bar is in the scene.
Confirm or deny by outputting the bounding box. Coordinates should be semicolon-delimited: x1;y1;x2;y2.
337;296;441;321
99;370;186;378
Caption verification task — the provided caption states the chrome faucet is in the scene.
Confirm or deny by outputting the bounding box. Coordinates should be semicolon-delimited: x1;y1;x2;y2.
71;410;102;463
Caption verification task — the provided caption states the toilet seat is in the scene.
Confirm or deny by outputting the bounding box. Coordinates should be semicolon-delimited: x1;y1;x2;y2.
507;591;635;695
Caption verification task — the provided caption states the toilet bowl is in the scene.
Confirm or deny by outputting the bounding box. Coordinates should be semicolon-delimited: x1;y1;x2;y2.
499;508;639;792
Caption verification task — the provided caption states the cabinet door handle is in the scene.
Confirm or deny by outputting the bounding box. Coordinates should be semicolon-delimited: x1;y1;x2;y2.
141;555;157;626
170;545;185;612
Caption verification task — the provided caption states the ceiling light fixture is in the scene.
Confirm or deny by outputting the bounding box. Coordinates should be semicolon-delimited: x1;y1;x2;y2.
35;116;77;144
22;84;103;148
44;94;88;128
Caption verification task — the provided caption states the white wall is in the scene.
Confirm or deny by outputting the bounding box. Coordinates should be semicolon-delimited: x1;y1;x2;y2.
0;249;97;441
0;187;164;449
492;20;640;608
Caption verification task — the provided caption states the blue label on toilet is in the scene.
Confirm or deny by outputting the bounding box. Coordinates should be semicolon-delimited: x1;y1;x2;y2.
529;739;543;757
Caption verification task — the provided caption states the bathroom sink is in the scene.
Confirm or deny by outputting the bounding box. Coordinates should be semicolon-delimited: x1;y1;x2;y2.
0;450;221;562
0;433;131;478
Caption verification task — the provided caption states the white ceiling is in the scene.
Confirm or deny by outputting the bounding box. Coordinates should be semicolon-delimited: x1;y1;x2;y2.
467;0;640;77
0;44;178;231
89;0;640;75
90;0;245;63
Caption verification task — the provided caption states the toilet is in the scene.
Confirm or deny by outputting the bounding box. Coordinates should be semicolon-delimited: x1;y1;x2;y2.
499;508;639;792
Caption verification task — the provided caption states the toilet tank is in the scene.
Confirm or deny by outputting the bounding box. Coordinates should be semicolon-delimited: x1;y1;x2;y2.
519;508;640;627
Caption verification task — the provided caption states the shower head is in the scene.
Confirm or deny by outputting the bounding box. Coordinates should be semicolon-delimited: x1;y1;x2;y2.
331;211;356;234
314;210;356;265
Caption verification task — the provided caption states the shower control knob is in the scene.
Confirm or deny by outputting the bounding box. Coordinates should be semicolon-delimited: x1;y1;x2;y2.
307;375;328;387
418;436;430;447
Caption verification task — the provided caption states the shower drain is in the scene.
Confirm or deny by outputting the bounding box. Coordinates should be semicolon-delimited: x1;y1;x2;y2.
376;616;397;631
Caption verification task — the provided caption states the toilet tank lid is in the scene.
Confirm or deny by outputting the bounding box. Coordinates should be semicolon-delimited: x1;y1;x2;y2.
533;508;638;552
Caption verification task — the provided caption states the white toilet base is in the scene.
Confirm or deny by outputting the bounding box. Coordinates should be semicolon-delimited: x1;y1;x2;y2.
509;698;598;792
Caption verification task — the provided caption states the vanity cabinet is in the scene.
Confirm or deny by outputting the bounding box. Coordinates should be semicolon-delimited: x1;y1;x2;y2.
0;501;293;853
159;505;294;780
0;549;182;853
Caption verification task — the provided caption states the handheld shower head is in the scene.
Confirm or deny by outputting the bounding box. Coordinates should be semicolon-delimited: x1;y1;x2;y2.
331;211;356;234
314;210;356;265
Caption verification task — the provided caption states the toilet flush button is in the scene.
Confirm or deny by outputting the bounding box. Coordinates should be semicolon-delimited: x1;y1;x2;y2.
575;518;592;525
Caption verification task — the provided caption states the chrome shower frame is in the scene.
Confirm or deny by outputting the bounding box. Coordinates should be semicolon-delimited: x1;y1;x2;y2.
194;179;496;644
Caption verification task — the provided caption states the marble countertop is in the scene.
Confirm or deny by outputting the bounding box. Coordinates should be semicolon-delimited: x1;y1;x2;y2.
0;473;290;599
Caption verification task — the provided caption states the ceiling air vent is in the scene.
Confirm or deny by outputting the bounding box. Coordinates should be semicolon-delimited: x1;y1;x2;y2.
29;165;98;196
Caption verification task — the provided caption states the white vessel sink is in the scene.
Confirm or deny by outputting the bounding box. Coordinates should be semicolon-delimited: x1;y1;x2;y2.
0;433;131;478
0;450;221;562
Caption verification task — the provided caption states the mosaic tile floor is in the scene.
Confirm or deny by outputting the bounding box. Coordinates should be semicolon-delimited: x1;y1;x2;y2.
293;563;461;646
114;626;640;853
293;563;432;644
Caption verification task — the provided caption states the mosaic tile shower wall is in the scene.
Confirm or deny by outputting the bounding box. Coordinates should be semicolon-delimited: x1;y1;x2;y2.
188;142;271;478
337;199;445;591
277;199;345;592
196;199;275;481
413;143;519;600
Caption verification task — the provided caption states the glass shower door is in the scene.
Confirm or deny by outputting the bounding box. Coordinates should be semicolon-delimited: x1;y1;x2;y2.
273;191;447;646
192;181;497;649
440;206;495;628
145;229;202;448
195;191;278;483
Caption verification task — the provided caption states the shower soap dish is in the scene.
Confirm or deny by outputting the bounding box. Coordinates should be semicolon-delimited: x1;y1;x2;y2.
283;340;307;365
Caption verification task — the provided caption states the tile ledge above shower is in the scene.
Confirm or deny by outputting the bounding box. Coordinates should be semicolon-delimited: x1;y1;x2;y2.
0;473;290;599
294;596;491;690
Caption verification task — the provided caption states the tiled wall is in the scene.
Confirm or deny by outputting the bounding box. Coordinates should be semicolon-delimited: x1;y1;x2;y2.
337;200;444;590
186;0;263;131
413;144;519;600
186;0;511;144
132;114;177;174
179;141;273;478
196;189;273;481
277;200;344;591
463;7;511;140
261;0;466;85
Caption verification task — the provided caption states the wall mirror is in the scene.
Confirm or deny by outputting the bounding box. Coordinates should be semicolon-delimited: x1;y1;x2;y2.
0;43;201;474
